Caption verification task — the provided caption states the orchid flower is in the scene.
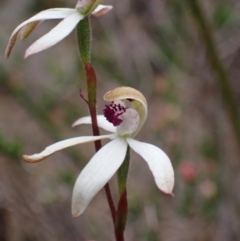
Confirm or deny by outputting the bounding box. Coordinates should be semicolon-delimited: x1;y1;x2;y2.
5;0;112;59
23;87;174;217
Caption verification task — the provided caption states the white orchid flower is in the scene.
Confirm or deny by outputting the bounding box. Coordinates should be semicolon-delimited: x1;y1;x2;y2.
23;87;174;217
5;0;112;59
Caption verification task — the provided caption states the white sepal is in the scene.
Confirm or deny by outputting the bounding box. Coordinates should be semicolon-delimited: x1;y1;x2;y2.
91;5;113;17
23;134;116;163
126;138;174;194
25;11;83;58
72;115;116;133
5;8;76;58
72;137;127;217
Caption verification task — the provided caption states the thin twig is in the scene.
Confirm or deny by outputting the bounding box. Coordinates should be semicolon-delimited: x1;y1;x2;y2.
185;0;240;147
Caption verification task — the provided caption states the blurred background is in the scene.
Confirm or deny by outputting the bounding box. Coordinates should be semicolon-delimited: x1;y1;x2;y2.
1;0;240;240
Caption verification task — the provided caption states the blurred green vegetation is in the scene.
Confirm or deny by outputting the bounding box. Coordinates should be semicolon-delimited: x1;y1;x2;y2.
0;133;22;160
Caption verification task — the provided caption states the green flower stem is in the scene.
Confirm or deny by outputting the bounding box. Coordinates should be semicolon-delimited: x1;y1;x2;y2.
185;0;240;147
76;18;117;225
117;146;130;195
76;17;91;63
115;146;130;241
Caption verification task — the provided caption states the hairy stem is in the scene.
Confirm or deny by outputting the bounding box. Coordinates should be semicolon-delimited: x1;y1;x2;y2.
77;15;117;231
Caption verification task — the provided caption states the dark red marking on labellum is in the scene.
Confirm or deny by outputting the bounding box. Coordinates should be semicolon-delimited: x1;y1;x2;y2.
103;101;127;126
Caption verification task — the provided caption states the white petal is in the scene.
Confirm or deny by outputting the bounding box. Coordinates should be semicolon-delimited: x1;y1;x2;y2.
127;138;174;194
25;11;83;58
91;5;113;17
72;115;116;133
117;108;140;136
23;134;116;163
72;138;127;217
5;8;76;58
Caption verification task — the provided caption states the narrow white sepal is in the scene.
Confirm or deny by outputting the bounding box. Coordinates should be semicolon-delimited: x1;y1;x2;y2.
9;8;76;39
23;134;116;163
72;115;116;133
91;5;113;17
126;138;174;194
5;8;76;58
25;11;83;58
72;138;127;217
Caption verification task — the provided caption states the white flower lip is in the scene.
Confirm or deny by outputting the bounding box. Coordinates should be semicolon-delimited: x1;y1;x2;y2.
5;3;112;59
22;87;174;217
103;86;148;137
